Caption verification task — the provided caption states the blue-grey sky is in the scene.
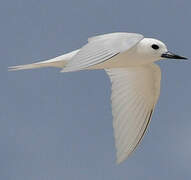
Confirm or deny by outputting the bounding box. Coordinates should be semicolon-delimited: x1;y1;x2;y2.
1;0;191;179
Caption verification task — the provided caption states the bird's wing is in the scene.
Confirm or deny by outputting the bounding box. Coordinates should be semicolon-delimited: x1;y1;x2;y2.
61;33;143;72
105;63;161;164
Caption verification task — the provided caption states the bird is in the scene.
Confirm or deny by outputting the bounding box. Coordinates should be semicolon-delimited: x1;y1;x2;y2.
9;32;187;164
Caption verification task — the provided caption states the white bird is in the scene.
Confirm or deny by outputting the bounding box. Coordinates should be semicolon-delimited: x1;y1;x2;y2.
9;32;187;164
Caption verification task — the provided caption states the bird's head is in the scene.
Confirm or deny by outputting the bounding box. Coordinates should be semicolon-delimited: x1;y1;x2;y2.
136;38;187;62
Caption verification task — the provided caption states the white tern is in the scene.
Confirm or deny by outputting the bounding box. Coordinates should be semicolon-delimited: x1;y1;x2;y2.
9;32;187;164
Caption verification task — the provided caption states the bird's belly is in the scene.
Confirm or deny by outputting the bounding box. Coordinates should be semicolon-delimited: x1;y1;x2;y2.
88;51;153;69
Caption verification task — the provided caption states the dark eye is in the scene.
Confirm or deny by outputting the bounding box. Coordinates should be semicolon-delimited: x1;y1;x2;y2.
151;44;159;50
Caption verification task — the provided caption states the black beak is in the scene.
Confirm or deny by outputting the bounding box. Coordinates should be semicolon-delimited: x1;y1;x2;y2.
161;51;187;60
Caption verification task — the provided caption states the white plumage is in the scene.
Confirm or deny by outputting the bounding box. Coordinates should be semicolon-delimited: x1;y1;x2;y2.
106;64;161;163
9;32;187;163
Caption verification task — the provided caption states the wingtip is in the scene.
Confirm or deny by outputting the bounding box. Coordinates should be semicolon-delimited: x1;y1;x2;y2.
116;154;129;165
116;157;126;165
115;148;136;165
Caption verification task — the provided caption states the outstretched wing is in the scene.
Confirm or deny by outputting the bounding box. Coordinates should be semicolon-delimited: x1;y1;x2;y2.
105;63;161;164
61;33;143;72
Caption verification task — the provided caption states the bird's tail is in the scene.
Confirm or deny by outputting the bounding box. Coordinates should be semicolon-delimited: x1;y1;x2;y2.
8;49;79;71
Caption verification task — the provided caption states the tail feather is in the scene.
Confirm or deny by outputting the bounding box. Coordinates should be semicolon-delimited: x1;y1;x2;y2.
8;60;66;71
8;49;79;71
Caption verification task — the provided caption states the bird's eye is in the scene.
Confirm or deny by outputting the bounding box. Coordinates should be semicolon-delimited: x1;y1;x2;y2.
151;44;159;50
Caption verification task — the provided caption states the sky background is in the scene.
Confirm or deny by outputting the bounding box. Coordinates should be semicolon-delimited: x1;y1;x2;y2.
1;0;191;179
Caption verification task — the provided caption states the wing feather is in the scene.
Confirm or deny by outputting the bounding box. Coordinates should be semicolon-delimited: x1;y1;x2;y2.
105;63;161;164
61;33;143;72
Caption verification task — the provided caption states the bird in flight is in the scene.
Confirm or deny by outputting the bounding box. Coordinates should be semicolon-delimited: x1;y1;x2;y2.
9;32;187;164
